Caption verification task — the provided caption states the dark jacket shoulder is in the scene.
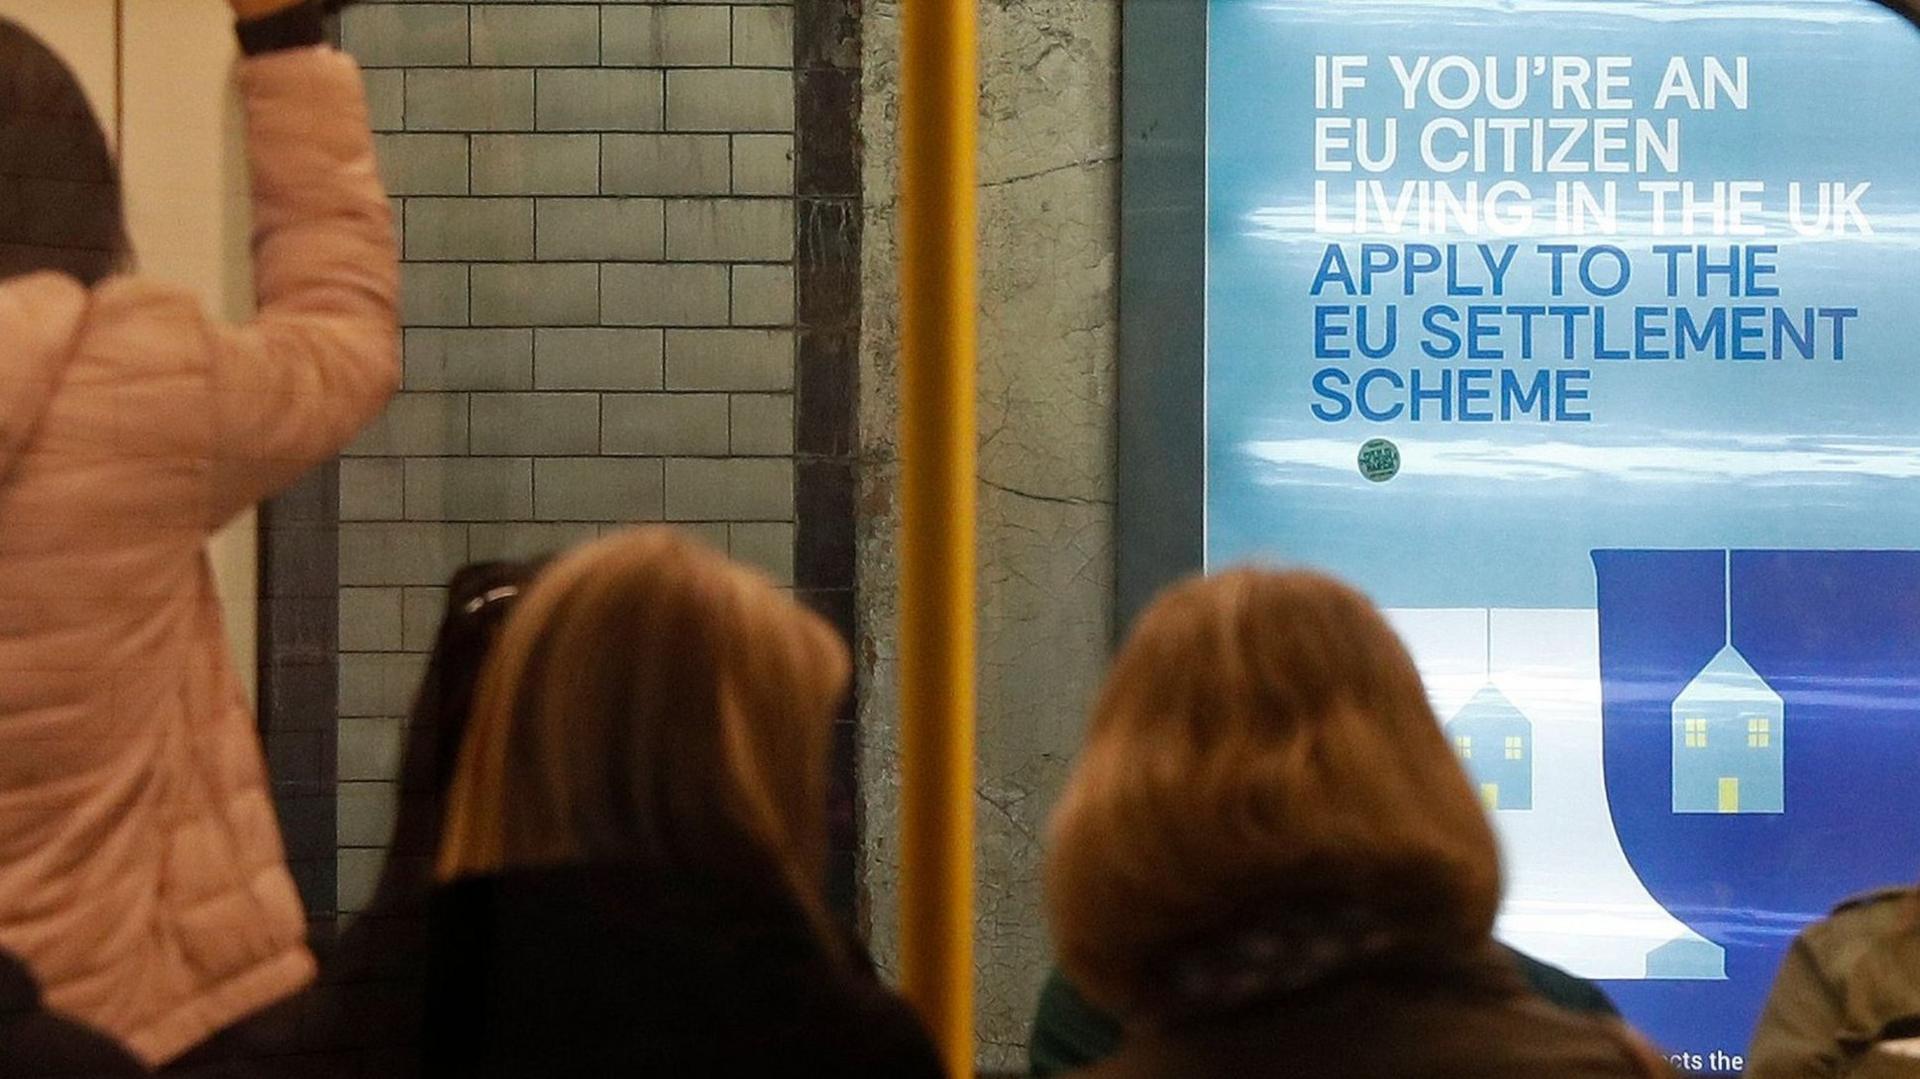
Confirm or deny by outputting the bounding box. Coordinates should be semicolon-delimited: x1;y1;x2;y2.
1796;886;1920;1007
424;862;945;1079
1505;945;1620;1017
1831;887;1917;919
1073;947;1665;1079
1749;887;1920;1079
1032;947;1619;1077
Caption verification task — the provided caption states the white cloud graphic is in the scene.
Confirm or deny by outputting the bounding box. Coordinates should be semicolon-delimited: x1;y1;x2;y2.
1242;433;1920;485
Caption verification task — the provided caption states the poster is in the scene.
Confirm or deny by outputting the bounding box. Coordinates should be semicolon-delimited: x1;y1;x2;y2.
1204;0;1920;1069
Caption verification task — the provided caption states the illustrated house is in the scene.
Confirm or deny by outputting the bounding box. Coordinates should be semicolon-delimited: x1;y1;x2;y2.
1671;645;1784;814
1446;685;1533;811
1645;935;1726;981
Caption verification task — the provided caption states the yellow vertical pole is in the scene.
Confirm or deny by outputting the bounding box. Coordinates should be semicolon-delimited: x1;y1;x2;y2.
898;0;977;1076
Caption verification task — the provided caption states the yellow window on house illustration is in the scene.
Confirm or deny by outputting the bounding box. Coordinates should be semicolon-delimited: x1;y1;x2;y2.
1504;735;1524;760
1684;717;1709;748
1481;783;1500;809
1747;716;1771;748
1718;777;1740;813
1456;735;1473;759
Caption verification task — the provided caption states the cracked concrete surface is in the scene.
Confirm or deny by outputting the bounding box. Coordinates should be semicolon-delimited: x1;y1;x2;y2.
859;0;1119;1070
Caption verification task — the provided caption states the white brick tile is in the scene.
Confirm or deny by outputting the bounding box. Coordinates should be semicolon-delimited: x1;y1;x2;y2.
406;70;534;132
665;70;793;132
343;5;468;68
731;7;794;68
404;457;535;521
469;393;601;454
400;263;469;328
338;848;385;914
339;588;404;653
471;264;600;326
469;522;602;561
536;198;665;261
666;199;793;261
532;459;667;522
339;717;407;784
665;329;794;391
665;458;793;521
603;134;730;196
404;329;534;392
730;522;795;586
472;134;600;196
340;459;404;521
345;393;470;457
402;587;452;653
601;394;731;456
337;781;402;846
729;393;793;455
730;264;795;326
603;5;731;67
731;134;793;195
537;69;664;132
406;199;534;261
339;653;430;719
602;263;730;326
470;4;600;66
534;328;665;390
339;523;471;587
362;70;405;132
373;134;469;196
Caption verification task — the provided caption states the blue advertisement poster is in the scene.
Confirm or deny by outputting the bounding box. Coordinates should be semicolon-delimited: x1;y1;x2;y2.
1204;0;1920;1070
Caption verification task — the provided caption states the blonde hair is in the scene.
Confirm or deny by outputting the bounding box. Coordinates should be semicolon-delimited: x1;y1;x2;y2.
1045;569;1502;1016
438;528;850;915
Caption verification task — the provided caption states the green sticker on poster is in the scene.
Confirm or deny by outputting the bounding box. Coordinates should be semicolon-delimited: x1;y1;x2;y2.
1357;438;1400;483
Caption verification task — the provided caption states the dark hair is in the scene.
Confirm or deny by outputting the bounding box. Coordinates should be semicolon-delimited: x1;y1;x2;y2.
308;560;542;1067
414;561;547;799
0;19;128;287
335;560;542;945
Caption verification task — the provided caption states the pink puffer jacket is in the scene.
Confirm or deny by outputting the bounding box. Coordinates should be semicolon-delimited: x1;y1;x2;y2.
0;47;396;1065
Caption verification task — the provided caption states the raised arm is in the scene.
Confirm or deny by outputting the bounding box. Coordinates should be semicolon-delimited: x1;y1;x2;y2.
206;1;399;524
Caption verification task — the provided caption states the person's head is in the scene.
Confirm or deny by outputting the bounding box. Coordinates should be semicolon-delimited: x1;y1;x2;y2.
362;561;542;888
1045;568;1502;1018
411;561;545;799
0;19;128;287
437;528;850;911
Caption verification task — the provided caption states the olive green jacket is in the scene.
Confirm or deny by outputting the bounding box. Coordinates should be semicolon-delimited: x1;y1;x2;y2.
1748;888;1920;1079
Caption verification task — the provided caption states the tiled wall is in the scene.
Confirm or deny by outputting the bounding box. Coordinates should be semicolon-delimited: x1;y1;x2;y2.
330;0;801;914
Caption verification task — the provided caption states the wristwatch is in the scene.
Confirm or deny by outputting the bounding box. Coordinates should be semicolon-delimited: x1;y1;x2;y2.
235;0;327;57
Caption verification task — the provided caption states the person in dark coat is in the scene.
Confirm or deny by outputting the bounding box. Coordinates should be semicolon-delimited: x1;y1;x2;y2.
313;561;542;1077
424;528;944;1078
427;863;940;1078
0;949;145;1078
1042;570;1672;1079
1027;943;1621;1077
1748;885;1920;1079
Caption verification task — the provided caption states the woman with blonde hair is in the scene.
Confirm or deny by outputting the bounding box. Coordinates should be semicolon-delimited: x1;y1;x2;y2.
1045;569;1672;1078
424;528;942;1078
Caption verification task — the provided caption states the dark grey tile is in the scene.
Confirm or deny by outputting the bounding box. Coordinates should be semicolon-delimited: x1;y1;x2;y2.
795;460;855;590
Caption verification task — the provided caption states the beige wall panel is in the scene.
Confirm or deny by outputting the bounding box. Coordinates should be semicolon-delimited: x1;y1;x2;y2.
122;1;260;699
